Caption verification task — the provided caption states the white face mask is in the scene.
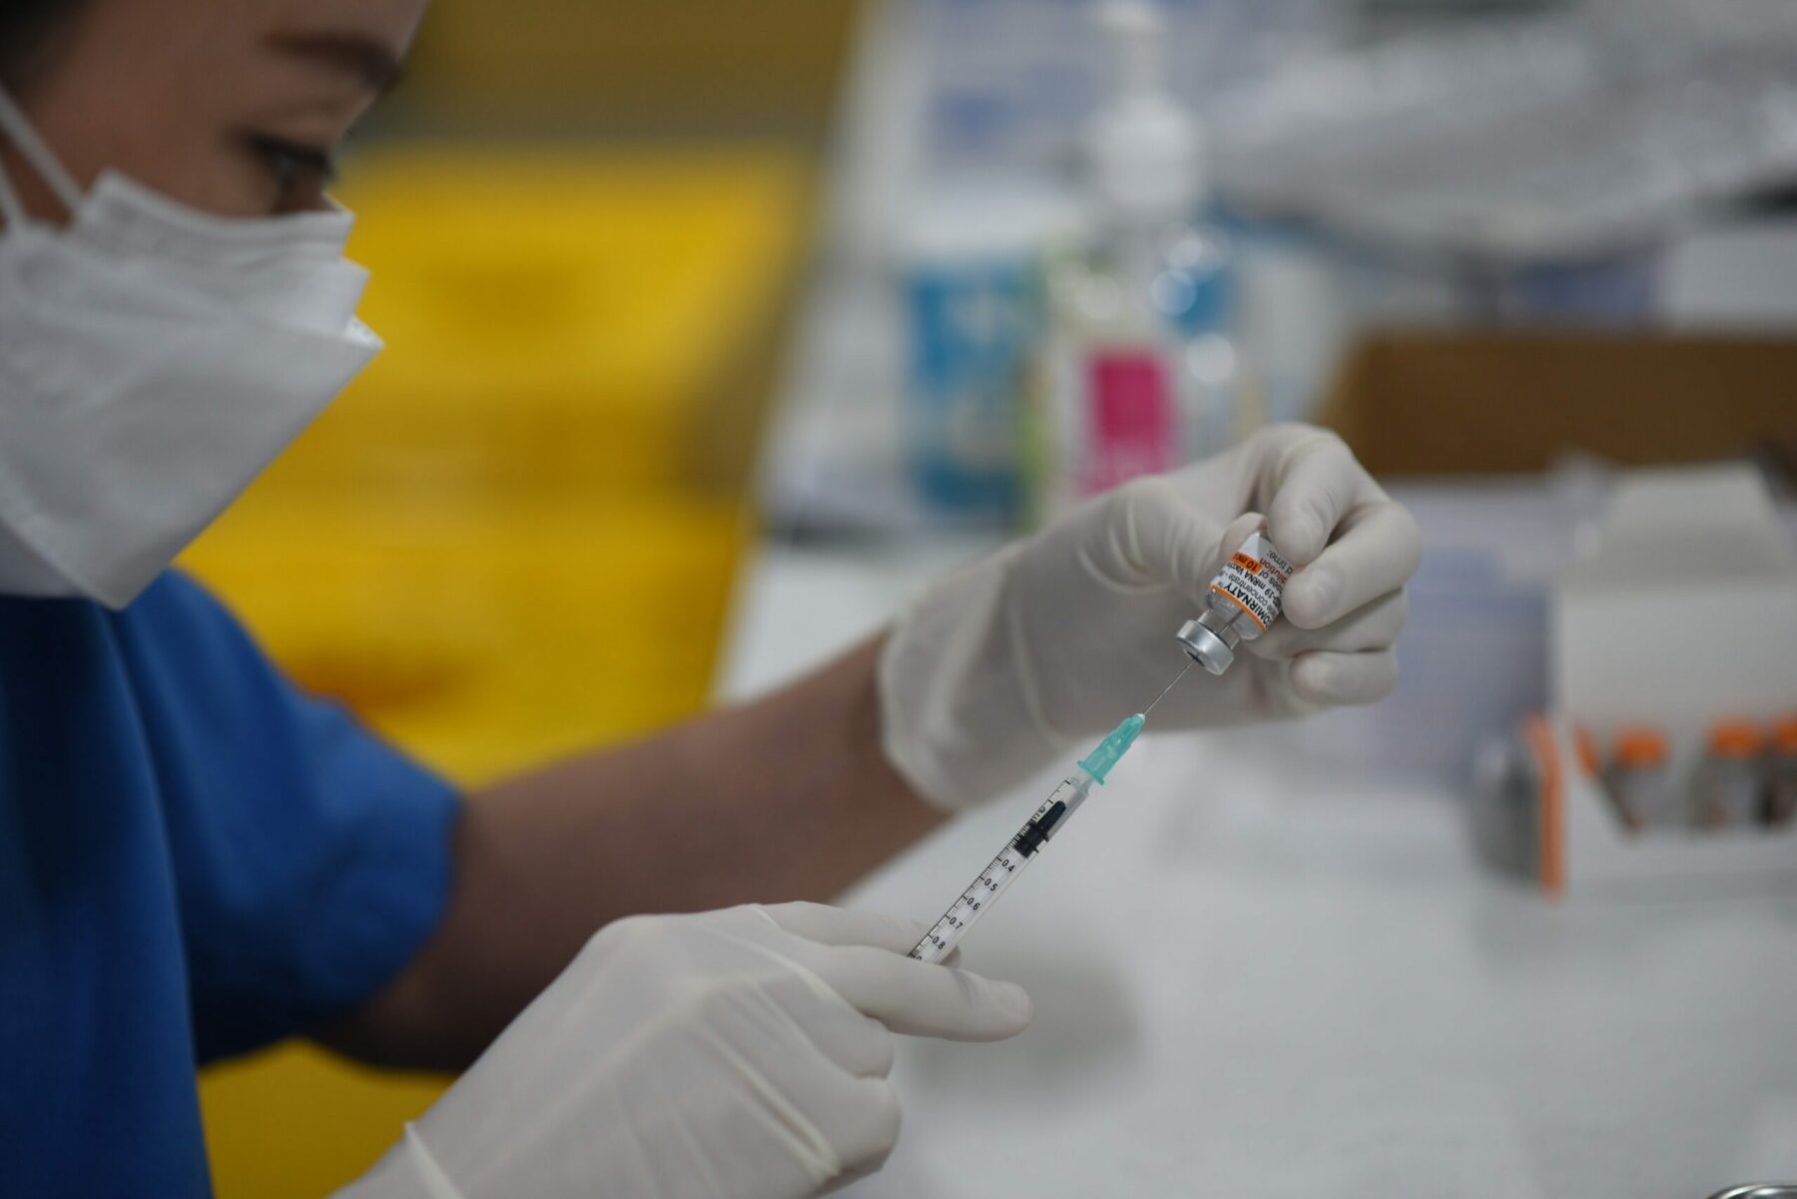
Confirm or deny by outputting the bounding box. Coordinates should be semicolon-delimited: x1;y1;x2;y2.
0;86;380;608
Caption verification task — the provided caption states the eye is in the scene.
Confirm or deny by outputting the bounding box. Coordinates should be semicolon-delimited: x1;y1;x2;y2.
246;134;338;207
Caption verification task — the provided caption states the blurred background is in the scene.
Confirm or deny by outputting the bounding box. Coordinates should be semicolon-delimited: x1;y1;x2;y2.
183;0;1797;1193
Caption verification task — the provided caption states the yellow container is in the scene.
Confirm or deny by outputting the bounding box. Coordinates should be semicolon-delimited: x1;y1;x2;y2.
181;495;751;785
401;0;857;133
255;144;808;501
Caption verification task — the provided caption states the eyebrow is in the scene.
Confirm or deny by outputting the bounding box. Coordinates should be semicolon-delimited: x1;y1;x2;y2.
266;31;406;95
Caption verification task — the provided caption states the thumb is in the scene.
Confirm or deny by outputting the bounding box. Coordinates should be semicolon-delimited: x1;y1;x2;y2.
1177;510;1266;610
1084;477;1233;605
1212;512;1266;580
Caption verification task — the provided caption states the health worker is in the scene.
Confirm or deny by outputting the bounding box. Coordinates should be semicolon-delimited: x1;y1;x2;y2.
0;1;1421;1196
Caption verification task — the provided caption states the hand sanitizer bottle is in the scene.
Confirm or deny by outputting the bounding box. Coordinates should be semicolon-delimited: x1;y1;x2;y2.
1032;0;1237;516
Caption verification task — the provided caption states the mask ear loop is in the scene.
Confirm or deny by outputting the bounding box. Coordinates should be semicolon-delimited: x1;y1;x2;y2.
0;84;85;223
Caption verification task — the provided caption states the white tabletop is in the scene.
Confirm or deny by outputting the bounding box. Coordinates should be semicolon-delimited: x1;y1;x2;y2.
717;542;1797;1199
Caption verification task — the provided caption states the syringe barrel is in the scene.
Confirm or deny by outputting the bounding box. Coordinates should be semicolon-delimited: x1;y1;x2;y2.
909;773;1093;963
909;841;1032;964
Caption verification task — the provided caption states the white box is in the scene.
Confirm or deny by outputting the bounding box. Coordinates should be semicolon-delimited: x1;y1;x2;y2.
1533;465;1797;897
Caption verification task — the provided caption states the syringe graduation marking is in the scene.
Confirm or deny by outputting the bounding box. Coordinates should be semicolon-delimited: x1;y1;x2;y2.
1012;799;1067;857
916;798;1060;955
909;711;1151;964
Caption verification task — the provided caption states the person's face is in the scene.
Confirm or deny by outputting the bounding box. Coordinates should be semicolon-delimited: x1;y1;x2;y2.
5;0;427;221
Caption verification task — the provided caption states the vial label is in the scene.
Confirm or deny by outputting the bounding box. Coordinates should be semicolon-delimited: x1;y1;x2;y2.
1209;532;1293;631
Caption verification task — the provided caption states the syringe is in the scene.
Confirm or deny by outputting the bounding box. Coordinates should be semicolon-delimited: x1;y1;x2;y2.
909;529;1291;963
908;711;1150;964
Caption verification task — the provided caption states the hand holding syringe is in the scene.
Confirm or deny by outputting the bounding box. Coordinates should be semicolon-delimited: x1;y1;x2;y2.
911;532;1292;962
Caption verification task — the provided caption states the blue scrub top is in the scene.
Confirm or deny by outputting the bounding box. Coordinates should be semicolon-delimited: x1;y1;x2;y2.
0;573;460;1198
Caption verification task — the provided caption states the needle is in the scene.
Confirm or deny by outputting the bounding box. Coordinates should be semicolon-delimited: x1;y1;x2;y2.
1142;659;1194;720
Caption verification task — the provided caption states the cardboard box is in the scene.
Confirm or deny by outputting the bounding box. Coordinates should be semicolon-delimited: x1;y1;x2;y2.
1321;332;1797;476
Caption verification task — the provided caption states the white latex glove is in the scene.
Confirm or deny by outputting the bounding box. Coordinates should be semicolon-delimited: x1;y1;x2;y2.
880;423;1422;809
339;903;1029;1199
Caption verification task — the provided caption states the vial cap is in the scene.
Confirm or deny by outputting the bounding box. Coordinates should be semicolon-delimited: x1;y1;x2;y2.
1707;718;1763;759
1775;714;1797;754
1613;726;1668;769
1175;618;1233;675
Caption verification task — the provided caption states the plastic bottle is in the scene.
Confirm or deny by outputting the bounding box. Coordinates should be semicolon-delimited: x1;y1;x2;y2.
1032;0;1236;515
1766;714;1797;827
1470;725;1541;878
1691;719;1765;831
1607;726;1672;832
900;181;1084;524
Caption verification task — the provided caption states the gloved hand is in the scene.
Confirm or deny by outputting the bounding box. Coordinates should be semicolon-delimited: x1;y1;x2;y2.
338;903;1029;1199
880;423;1422;809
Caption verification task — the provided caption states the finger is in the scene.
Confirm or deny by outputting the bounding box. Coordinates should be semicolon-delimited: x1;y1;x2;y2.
1211;511;1266;579
758;902;930;957
1265;433;1374;567
1099;475;1222;596
752;968;900;1079
809;1008;897;1080
818;1076;902;1182
811;945;1033;1042
1249;588;1407;659
1289;648;1399;706
692;934;898;1086
1281;502;1422;629
707;992;900;1183
1143;508;1262;611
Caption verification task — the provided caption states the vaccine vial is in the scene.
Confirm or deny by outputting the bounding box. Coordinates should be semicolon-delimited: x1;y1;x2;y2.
1175;531;1292;675
1470;727;1541;877
1692;719;1765;831
1607;726;1673;830
1571;725;1637;831
1573;725;1602;780
1766;714;1797;827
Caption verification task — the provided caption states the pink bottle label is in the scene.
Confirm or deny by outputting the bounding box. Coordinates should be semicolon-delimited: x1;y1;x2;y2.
1081;350;1175;494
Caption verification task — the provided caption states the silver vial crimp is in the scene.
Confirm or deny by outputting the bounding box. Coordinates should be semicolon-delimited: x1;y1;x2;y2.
1177;608;1241;676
